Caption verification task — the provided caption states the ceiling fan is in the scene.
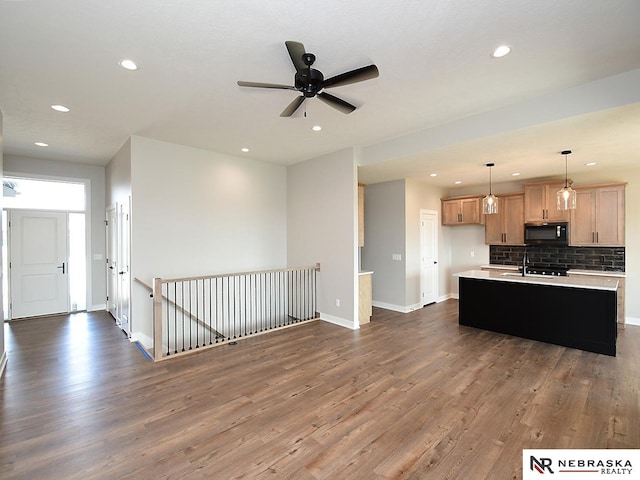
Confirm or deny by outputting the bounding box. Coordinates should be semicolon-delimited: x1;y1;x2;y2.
237;41;379;117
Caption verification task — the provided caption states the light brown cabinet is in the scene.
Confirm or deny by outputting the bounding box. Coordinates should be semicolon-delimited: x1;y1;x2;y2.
524;182;570;223
442;196;484;225
485;194;524;245
570;184;625;246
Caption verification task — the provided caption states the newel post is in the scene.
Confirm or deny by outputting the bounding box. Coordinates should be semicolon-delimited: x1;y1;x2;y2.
152;277;163;362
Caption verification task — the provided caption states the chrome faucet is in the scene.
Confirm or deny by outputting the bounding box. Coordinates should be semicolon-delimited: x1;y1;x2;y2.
522;253;528;277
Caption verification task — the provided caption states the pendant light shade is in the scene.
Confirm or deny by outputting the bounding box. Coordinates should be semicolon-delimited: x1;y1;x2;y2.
557;150;576;210
482;163;499;215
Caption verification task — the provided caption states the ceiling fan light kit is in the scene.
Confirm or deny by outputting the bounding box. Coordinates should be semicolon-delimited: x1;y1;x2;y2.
237;41;379;117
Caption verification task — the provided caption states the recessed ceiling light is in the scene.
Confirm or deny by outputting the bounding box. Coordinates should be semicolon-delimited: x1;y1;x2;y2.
491;45;511;58
454;180;462;185
119;59;138;71
241;147;249;153
312;125;322;132
512;172;521;177
51;104;70;112
585;162;597;166
429;173;438;177
34;142;49;147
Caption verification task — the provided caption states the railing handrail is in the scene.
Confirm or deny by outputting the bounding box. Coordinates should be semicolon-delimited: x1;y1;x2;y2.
149;263;320;362
153;262;320;285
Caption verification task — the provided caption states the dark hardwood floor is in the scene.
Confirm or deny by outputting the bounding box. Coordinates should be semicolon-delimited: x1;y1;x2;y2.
1;301;639;479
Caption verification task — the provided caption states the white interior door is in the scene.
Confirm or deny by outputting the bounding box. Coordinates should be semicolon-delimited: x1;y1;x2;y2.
118;200;131;335
420;210;439;306
106;206;119;323
9;210;69;318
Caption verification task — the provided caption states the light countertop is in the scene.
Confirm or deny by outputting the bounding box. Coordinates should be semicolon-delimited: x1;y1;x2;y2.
456;269;619;291
480;264;626;278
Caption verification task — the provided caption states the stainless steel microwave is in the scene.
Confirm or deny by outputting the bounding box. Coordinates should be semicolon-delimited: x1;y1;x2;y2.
524;222;569;245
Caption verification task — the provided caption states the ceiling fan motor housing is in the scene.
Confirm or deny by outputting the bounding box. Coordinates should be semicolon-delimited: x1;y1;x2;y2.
295;68;324;97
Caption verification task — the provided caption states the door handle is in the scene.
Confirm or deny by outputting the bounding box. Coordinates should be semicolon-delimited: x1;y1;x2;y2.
57;262;65;274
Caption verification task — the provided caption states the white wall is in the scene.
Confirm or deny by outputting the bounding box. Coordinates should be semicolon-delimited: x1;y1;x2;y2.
288;148;358;329
106;138;131;208
361;180;406;310
0;109;5;377
127;136;287;344
3;154;107;311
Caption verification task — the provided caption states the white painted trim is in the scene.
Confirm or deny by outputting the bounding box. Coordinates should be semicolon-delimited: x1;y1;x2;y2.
436;294;454;303
320;312;359;330
89;303;106;312
372;301;412;313
0;351;7;379
626;316;640;326
130;331;153;349
374;295;453;314
451;293;460;300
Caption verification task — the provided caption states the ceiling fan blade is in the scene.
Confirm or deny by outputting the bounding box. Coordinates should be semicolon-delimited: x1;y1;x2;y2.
280;96;306;117
317;92;356;114
237;80;296;90
285;41;307;73
322;64;379;89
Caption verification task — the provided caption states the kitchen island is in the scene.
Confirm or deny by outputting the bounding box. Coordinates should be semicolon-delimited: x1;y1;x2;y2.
455;270;619;356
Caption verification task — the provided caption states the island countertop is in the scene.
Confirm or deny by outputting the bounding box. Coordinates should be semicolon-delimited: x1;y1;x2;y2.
455;269;618;291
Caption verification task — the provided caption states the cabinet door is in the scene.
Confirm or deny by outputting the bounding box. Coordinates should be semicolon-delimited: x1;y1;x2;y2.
484;210;503;244
460;198;481;224
503;195;524;244
570;189;596;246
524;184;546;222
442;200;461;225
595;185;625;245
545;183;570;222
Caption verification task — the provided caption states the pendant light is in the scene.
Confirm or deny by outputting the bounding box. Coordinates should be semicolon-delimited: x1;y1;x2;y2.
482;163;498;215
557;150;576;210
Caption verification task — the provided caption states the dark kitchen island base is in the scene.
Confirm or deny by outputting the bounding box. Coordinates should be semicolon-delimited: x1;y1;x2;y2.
458;277;617;356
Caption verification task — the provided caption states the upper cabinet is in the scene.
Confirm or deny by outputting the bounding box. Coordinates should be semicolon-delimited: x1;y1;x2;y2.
485;194;524;245
524;182;570;223
442;196;484;226
570;184;625;246
358;184;365;247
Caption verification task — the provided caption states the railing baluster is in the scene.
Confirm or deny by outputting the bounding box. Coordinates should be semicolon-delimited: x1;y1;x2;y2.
151;264;320;361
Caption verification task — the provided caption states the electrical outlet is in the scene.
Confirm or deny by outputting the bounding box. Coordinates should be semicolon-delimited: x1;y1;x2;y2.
470;251;475;257
335;299;341;307
392;254;402;261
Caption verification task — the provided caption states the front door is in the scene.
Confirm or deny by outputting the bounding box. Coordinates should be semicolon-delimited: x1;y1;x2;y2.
420;210;439;306
9;210;69;318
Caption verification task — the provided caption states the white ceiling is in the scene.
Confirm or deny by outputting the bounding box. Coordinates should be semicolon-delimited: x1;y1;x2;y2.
1;0;639;189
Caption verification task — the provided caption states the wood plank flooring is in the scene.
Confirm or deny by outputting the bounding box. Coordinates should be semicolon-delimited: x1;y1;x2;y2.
1;301;639;479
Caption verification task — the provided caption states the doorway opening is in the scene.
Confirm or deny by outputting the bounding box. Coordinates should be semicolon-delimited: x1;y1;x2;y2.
2;177;86;320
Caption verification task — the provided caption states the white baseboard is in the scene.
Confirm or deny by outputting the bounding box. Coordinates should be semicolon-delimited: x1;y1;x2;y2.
373;294;454;314
372;301;411;313
88;303;106;312
130;332;153;349
0;351;7;379
320;312;358;330
626;316;640;326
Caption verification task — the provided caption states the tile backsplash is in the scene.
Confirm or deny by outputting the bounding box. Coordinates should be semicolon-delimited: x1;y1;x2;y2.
490;245;625;272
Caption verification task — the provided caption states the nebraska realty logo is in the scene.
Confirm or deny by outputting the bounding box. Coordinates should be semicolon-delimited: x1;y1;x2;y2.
523;449;640;478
